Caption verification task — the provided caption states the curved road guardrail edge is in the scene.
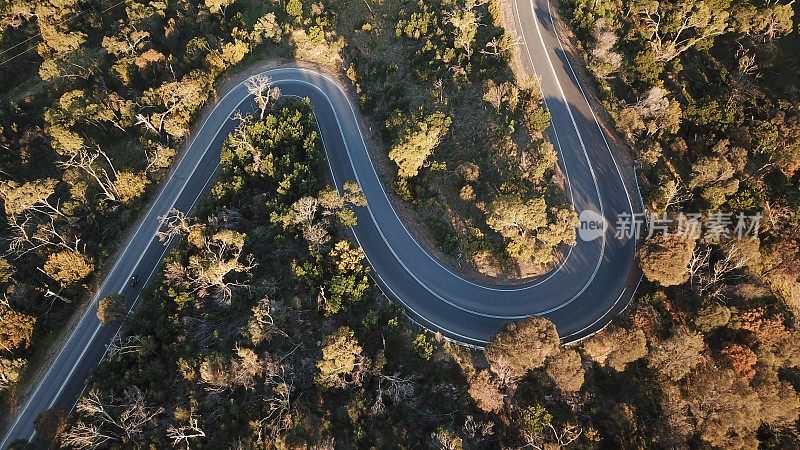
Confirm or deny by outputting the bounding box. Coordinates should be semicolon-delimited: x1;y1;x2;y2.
1;0;645;445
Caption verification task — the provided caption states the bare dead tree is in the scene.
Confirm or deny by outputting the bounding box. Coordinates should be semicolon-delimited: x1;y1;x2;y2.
246;75;281;121
291;196;319;227
705;243;751;294
158;208;191;244
6;211;81;257
60;421;117;449
249;297;288;343
303;222;330;250
134;113;159;135
521;423;583;449
370;393;386;417
229;346;266;391
185;231;257;305
166;415;205;447
689;242;752;298
484;81;507;111
107;335;143;359
735;42;759;77
59;145;120;202
658;179;693;214
163;260;189;286
316;285;328;312
227;115;256;151
259;368;293;439
65;387;164;448
480;34;520;58
117;388;165;439
289;195;332;250
372;372;416;416
380;372;416;403
44;289;72;304
462;415;494;443
0;180;80;257
688;246;712;288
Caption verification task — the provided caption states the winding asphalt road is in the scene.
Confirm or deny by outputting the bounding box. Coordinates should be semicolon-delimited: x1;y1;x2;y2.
1;0;642;446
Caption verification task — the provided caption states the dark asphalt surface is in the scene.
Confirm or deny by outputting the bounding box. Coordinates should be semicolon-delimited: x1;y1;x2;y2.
1;0;642;445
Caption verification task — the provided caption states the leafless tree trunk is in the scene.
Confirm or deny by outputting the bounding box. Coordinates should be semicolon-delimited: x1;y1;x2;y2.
246;75;281;121
59;145;120;202
6;213;81;257
158;208;191;244
61;421;117;449
107;335;143;359
67;387;164;447
251;296;288;340
166;415;205;447
689;242;751;298
135;113;160;135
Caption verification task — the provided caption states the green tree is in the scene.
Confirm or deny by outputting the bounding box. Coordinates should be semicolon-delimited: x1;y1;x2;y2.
0;357;24;391
647;327;705;381
96;294;127;325
468;369;504;413
632;0;731;63
684;367;761;448
637;233;696;286
316;326;369;389
693;302;731;331
687;141;746;207
44;251;93;287
325;274;370;315
286;0;303;22
185;229;255;304
387;110;451;179
205;40;249;75
46;125;84;156
486;194;576;264
34;409;69;449
754;111;800;176
545;348;585;393
518;404;553;443
252;12;282;44
524;101;552;135
0;303;36;353
138;72;211;139
0;258;12;284
0;179;59;216
412;333;434;360
322;240;369;315
485;316;560;382
430;426;463;450
204;0;235;15
486;194;548;239
733;1;796;41
448;5;479;57
329;240;365;274
753;370;800;428
113;171;149;204
583;327;647;372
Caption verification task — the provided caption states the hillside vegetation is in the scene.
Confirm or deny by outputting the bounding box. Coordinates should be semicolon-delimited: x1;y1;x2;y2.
0;0;798;448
